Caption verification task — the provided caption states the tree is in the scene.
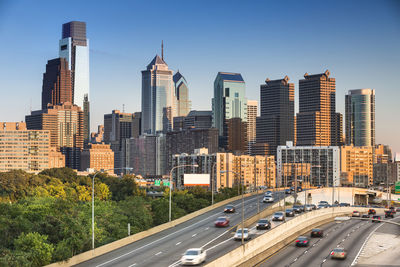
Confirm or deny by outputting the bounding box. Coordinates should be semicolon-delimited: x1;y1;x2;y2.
13;232;54;267
151;198;186;225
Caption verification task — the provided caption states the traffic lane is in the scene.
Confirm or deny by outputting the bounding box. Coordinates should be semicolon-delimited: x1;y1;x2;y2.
375;214;400;235
78;192;279;267
259;218;363;267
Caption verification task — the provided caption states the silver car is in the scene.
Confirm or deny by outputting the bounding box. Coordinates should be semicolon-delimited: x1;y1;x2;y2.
234;228;250;241
331;247;347;259
272;211;285;221
180;248;206;265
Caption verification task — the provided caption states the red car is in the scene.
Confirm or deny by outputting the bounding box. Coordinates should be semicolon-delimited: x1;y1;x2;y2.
214;216;230;227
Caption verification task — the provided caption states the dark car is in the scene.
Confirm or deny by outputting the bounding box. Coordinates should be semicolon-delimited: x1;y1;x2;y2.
285;189;292;194
396;207;400;213
224;205;235;213
385;210;394;218
310;204;317;210
293;205;304;213
256;219;271;230
368;209;376;215
339;203;350;207
285;208;295;217
214;216;230;227
311;228;323;237
362;214;370;218
372;215;381;223
295;236;309;247
389;207;396;214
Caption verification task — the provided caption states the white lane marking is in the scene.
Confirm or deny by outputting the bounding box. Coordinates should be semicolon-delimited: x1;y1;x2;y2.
176;242;181;246
128;264;136;267
192;233;197;237
304;250;308;253
155;251;162;256
98;194;264;267
205;237;234;252
205;227;209;230
201;228;232;248
294;258;298;262
322;259;327;263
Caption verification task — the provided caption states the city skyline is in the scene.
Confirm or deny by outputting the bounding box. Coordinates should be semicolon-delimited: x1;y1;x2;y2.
0;0;399;152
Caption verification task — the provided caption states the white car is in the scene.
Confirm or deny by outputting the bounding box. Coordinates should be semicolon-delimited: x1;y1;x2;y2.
264;192;273;197
234;228;250;241
263;196;274;203
180;248;206;265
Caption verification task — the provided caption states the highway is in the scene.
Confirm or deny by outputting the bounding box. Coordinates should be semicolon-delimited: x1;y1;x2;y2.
257;211;400;267
74;190;286;267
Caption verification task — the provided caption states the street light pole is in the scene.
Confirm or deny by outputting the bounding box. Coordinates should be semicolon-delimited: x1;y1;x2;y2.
221;170;244;245
211;162;217;206
169;164;199;222
92;167;133;252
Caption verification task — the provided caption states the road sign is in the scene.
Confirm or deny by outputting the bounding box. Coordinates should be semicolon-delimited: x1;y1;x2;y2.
163;180;170;186
154;180;161;186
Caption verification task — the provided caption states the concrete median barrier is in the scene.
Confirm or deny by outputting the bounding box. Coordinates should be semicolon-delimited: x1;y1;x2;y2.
204;207;386;267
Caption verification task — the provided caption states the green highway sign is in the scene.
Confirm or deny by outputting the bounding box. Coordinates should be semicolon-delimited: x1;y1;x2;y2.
154;180;161;186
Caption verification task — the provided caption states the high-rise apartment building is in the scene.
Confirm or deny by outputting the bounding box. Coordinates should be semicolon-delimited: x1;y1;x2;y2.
340;146;373;187
296;70;341;146
256;76;294;156
41;58;73;109
141;55;175;134
212;72;247;148
247;100;258;152
26;102;84;169
226;118;248;154
277;142;340;187
59;21;90;143
0;122;63;172
345;89;375;147
174;71;191;117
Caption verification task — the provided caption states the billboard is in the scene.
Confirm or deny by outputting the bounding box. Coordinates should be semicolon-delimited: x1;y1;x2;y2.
184;174;210;186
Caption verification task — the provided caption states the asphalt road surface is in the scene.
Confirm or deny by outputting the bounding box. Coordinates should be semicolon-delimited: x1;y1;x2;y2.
74;190;286;267
257;211;400;267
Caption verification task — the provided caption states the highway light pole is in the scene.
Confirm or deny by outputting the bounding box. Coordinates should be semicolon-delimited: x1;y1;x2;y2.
92;167;133;252
211;162;217;206
169;164;198;222
221;170;245;245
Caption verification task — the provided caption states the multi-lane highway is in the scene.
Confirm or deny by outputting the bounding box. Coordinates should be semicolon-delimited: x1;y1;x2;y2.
256;212;400;267
75;190;286;267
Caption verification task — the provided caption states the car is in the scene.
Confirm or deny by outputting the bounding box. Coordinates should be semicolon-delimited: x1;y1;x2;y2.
330;247;347;260
385;210;394;218
317;204;328;209
368;209;376;215
295;236;309;247
224;205;235;213
264;192;273;197
304;204;313;211
362;214;370;218
318;201;329;205
311;228;323;237
263;196;274;203
339;202;350;207
256;219;271;230
234;228;250;241
297;187;303;192
396;207;400;213
352;211;360;217
310;204;317;210
290;186;295;192
180;248;206;265
372;215;382;223
285;189;291;194
272;211;285;221
265;190;273;195
285;208;295;217
389;207;396;214
293;205;304;213
214;216;230;227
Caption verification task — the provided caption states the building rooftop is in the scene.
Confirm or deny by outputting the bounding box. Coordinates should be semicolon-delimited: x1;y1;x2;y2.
218;72;244;83
147;55;167;69
173;71;187;84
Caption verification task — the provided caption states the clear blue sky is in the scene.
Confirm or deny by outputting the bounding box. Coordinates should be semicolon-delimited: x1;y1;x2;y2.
0;0;399;154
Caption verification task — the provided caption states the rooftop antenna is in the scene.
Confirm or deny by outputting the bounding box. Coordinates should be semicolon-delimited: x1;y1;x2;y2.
161;40;164;61
122;104;125;113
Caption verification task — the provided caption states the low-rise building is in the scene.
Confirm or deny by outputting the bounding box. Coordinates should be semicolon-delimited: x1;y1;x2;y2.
340;145;373;187
80;143;114;173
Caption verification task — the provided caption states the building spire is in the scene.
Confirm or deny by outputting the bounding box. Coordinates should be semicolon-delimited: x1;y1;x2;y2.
161;40;164;61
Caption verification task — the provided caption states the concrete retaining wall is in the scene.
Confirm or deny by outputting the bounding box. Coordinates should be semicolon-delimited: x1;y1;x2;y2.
45;191;257;267
204;207;386;267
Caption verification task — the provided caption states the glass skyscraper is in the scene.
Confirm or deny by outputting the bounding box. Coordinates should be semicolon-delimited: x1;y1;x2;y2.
141;55;175;134
345;89;375;147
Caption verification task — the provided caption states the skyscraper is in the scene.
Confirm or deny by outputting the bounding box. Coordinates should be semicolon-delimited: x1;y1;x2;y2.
174;71;191;117
345;89;375;147
212;72;247;149
41;58;72;109
296;70;341;146
141;54;175;134
247;100;258;147
256;76;294;156
59;21;90;142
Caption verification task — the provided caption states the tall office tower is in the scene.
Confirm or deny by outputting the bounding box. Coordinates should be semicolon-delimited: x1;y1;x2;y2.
332;112;343;146
173;110;213;131
345;89;375;147
296;70;337;146
83;94;90;144
41;58;73;109
173;71;191;117
247;100;258;151
26;102;84;169
226;118;248;154
59;21;90;142
256;76;294;156
212;72;247;149
132;112;142;138
141;52;175;134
